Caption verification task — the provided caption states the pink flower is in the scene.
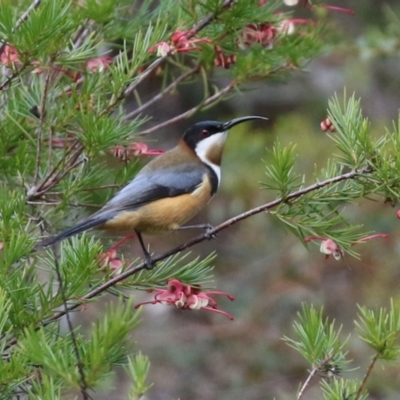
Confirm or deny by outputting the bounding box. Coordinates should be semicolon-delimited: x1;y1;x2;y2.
150;42;173;57
214;45;236;69
0;45;21;66
355;234;388;243
301;1;355;15
135;279;235;320
111;142;164;161
305;233;388;260
149;30;212;56
128;142;164;156
239;23;278;49
305;237;343;260
98;248;125;273
86;57;113;72
397;210;400;219
317;4;355;15
98;234;135;274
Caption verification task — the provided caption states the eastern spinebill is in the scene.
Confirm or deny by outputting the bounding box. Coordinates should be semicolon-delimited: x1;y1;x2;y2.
37;116;268;267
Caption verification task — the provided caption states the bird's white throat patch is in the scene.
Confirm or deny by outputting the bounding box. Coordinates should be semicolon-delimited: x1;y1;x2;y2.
194;131;227;184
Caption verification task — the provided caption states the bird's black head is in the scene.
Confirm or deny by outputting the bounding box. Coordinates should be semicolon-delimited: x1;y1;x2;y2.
182;116;268;151
183;120;225;150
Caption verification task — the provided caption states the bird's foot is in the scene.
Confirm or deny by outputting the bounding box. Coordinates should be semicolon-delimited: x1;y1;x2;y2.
145;254;155;270
176;223;217;239
204;224;217;240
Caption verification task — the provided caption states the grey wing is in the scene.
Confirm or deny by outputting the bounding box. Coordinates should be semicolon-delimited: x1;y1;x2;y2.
97;163;207;214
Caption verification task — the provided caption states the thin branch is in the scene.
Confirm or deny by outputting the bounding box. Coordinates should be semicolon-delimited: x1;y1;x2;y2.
354;350;382;400
72;23;92;49
4;167;372;351
32;140;79;194
34;67;53;185
47;156;86;189
100;0;234;116
123;63;201;121
120;58;164;102
46;184;120;195
138;81;235;135
27;201;100;208
0;68;25;91
51;247;90;400
297;353;334;400
29;143;84;199
56;76;85;100
29;166;372;331
189;0;234;36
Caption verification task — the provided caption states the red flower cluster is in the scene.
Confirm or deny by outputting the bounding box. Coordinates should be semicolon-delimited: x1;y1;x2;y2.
135;279;235;320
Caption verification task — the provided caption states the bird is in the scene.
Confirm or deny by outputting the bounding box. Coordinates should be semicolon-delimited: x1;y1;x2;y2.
37;115;268;268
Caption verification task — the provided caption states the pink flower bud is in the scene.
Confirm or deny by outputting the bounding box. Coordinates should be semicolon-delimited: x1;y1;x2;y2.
319;239;342;260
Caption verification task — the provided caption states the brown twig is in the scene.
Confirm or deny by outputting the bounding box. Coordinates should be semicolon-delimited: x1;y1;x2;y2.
123;63;201;121
138;81;235;135
33;140;79;192
28;142;84;200
27;166;372;333
27;201;101;208
354;350;382;400
46;184;120;195
297;353;334;400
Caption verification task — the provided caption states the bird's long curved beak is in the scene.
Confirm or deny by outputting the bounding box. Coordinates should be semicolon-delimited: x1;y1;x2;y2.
223;116;269;131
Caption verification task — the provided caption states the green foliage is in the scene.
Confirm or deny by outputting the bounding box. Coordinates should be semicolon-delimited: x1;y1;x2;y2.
19;298;140;389
285;301;400;399
284;304;349;370
264;141;301;198
321;378;368;400
126;252;215;290
355;299;400;360
125;352;153;400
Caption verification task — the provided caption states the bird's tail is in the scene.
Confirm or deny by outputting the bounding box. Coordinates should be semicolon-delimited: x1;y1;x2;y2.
34;215;111;250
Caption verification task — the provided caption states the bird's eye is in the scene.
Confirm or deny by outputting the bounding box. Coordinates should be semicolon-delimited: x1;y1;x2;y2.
201;130;210;137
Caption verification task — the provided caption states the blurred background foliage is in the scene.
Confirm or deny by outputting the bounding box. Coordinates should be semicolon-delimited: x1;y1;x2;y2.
112;1;400;399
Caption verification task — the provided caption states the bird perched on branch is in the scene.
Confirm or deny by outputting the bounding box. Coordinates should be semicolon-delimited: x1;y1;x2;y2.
37;116;268;267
